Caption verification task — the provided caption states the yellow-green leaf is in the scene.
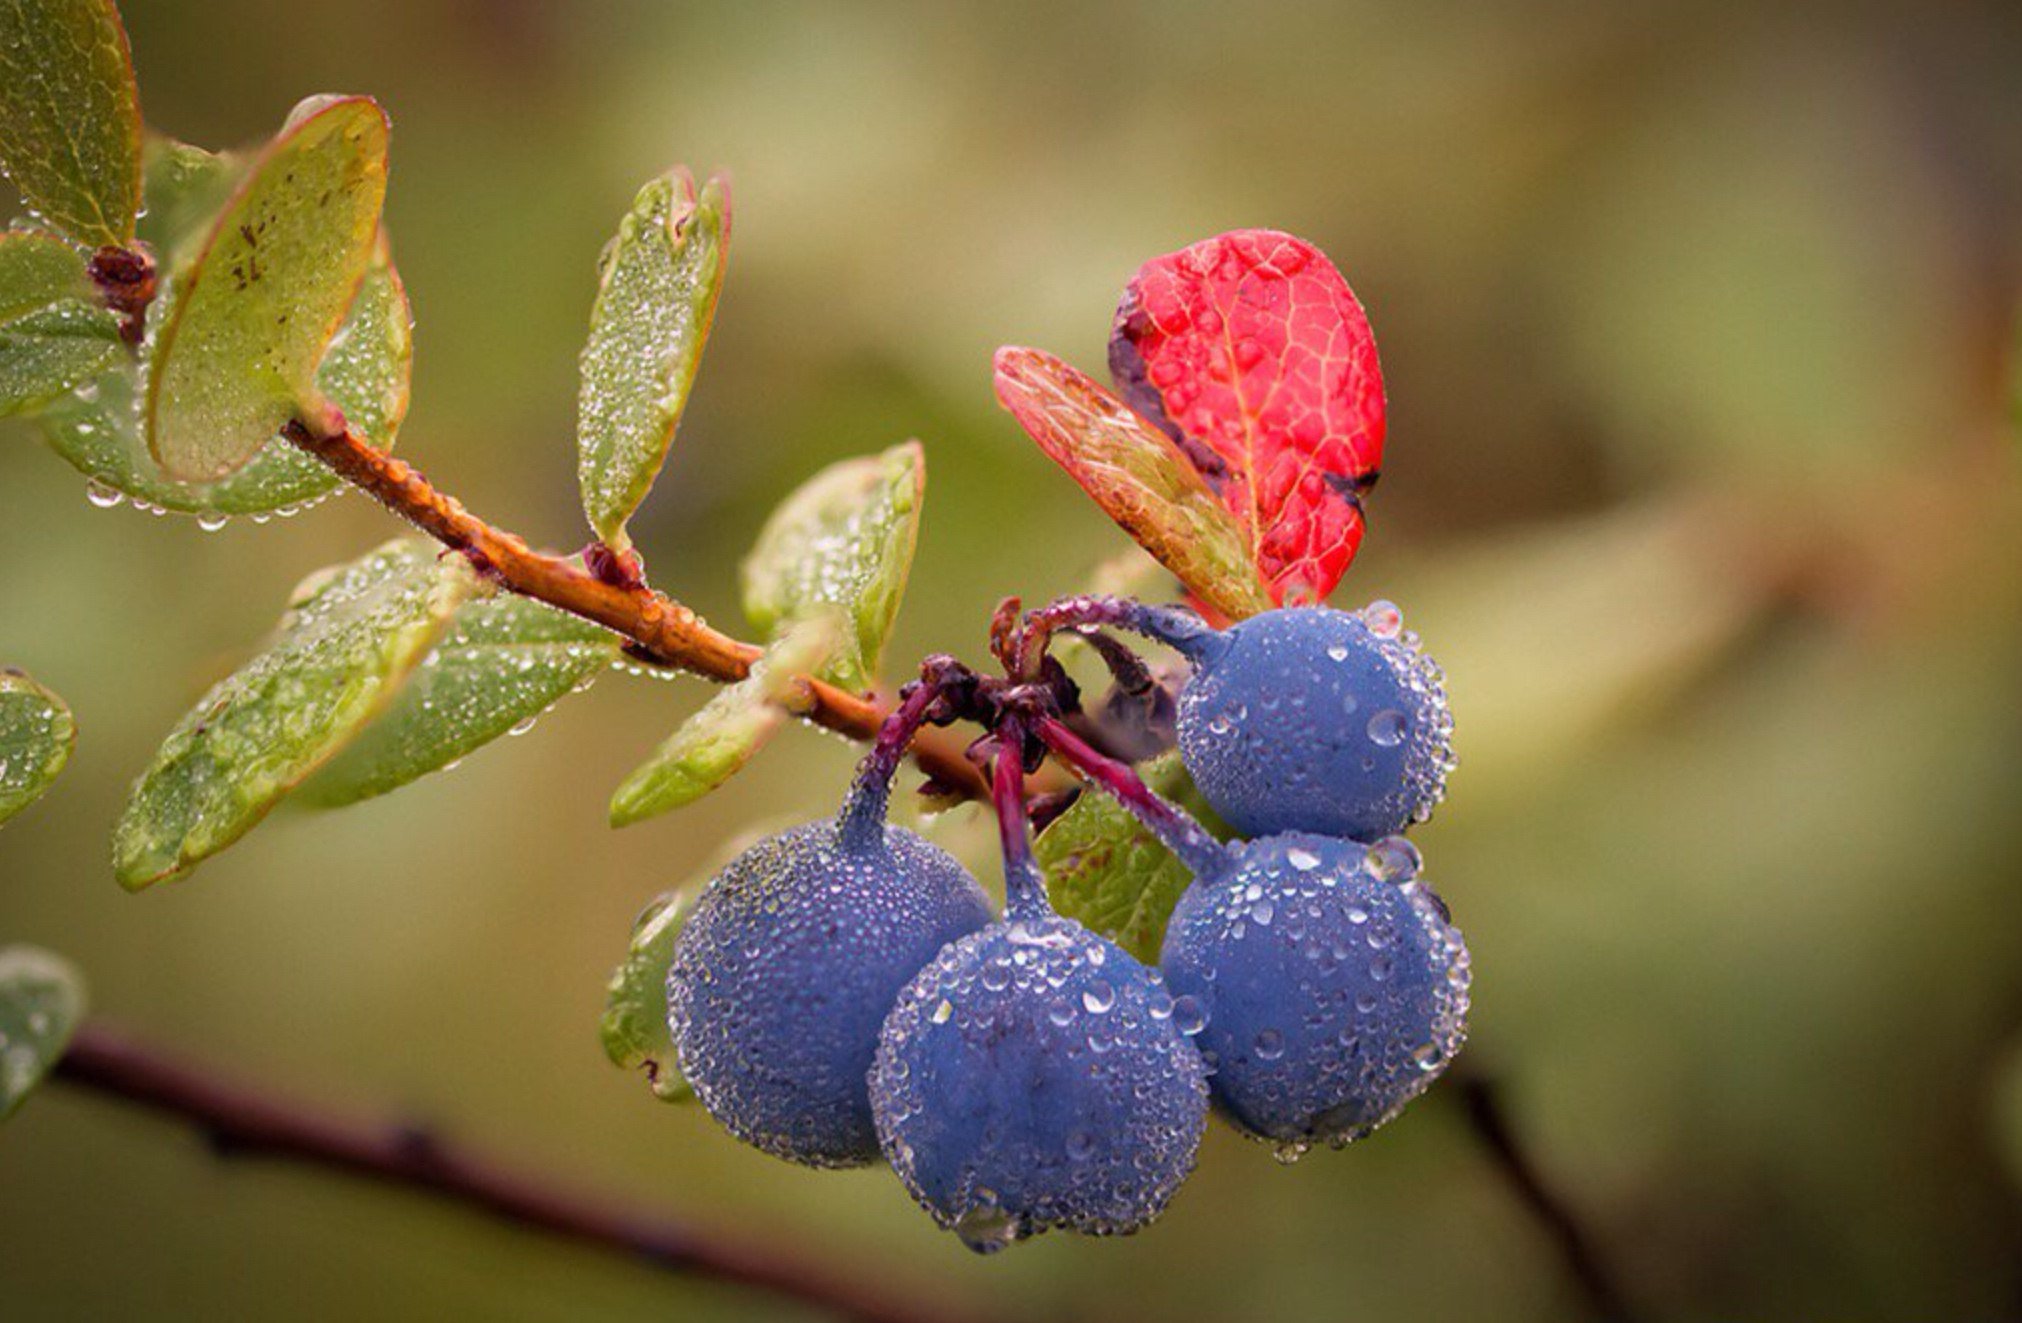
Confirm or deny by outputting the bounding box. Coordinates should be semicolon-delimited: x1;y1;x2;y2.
41;237;411;516
576;168;729;551
740;441;924;691
144;96;390;483
599;890;694;1103
607;613;842;827
1035;751;1225;964
0;229;118;415
0;945;85;1121
0;668;74;825
994;346;1272;622
302;592;617;807
112;539;475;888
0;0;142;248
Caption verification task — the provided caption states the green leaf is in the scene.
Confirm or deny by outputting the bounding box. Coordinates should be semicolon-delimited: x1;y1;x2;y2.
144;96;390;483
1035;751;1224;964
0;229;119;415
740;441;925;691
0;945;85;1121
136;135;247;258
112;539;475;889
608;614;842;827
576;169;730;552
40;236;411;516
0;668;75;825
599;890;694;1102
302;591;617;807
993;347;1272;622
0;0;142;249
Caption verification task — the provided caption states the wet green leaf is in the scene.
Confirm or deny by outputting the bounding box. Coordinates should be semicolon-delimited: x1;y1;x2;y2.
740;441;924;691
112;539;475;888
994;347;1272;622
144;96;390;483
135;135;247;258
608;614;842;827
40;237;411;516
0;229;118;415
1036;751;1223;964
577;169;729;551
0;945;85;1121
0;0;142;249
0;669;74;825
303;591;617;807
599;890;694;1103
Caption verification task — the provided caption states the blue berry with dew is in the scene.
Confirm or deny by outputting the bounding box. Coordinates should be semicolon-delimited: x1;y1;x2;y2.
1021;596;1454;843
870;722;1209;1252
666;679;992;1168
1035;717;1469;1161
1159;832;1469;1159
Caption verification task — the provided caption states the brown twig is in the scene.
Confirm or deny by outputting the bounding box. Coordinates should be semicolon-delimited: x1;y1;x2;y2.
53;1022;997;1323
1453;1067;1642;1323
281;416;993;798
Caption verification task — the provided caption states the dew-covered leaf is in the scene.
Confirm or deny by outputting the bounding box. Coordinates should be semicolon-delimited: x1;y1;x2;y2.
577;169;729;551
135;135;247;258
302;591;617;807
599;889;693;1103
144;96;390;483
0;668;75;825
40;235;411;516
0;0;142;249
608;614;842;827
740;441;924;690
0;229;119;415
0;945;85;1121
1110;230;1385;606
995;347;1271;622
112;539;475;889
1036;751;1224;965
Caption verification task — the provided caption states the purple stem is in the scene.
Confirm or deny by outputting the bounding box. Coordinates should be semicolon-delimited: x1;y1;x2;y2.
990;716;1051;921
837;679;946;851
1017;595;1218;678
1035;718;1227;880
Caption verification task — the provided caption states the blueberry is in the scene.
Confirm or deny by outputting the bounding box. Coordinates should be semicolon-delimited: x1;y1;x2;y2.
667;807;992;1168
871;913;1208;1252
1172;602;1454;842
1159;832;1469;1158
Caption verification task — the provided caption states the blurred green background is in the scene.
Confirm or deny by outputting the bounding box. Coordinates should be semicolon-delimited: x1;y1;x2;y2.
5;2;2021;1319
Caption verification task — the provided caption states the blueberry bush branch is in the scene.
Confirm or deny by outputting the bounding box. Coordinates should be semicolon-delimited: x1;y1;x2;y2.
53;1021;1006;1323
279;414;991;799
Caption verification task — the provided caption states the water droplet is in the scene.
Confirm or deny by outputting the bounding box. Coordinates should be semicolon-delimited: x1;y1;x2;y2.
930;999;953;1024
1254;1029;1285;1060
1362;600;1403;639
1286;848;1320;871
85;480;122;509
1172;995;1207;1035
1066;1130;1098;1163
1081;981;1116;1015
196;511;229;532
1366;836;1422;882
508;715;537;736
1367;710;1407;747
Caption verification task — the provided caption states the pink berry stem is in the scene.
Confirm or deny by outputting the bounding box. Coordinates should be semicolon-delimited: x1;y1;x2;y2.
838;670;953;850
990;715;1051;921
1034;717;1227;880
1016;594;1218;678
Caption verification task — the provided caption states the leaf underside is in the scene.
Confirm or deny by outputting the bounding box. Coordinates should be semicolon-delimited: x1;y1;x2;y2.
112;539;475;888
577;169;730;551
144;96;390;483
740;440;925;691
599;890;694;1102
994;346;1271;622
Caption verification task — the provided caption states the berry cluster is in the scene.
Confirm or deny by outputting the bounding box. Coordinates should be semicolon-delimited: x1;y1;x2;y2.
664;598;1470;1251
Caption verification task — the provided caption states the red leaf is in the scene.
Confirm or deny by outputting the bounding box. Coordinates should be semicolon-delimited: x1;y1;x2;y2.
1109;229;1385;605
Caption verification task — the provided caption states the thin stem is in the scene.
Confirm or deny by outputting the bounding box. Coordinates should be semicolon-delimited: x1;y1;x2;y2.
52;1022;999;1323
1033;717;1226;880
282;417;989;799
1452;1067;1642;1323
990;716;1049;921
1016;594;1215;678
839;672;950;850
